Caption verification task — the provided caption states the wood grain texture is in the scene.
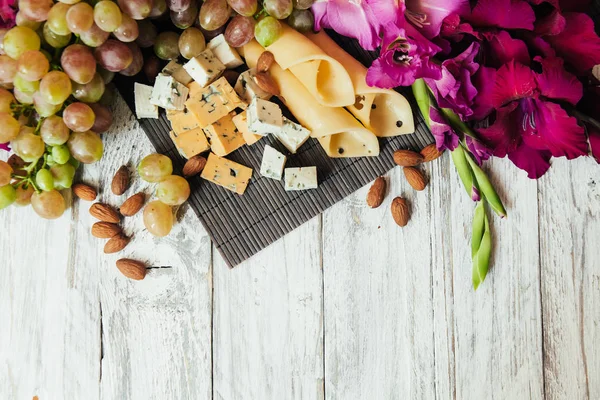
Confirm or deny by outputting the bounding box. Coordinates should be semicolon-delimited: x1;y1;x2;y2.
212;216;324;400
538;157;600;400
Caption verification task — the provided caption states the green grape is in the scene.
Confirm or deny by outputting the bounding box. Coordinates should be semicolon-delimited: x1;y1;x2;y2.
137;153;173;182
11;129;46;162
46;154;57;166
254;16;283;47
14;183;34;206
13;88;34;104
13;73;40;94
154;31;180;60
264;0;293;19
226;0;257;17
80;22;110;47
143;200;174;237
16;12;42;30
0;185;17;210
33;91;62;117
156;175;191;206
52;144;71;164
72;72;105;102
179;27;206;59
19;0;54;22
199;0;231;31
67;130;104;164
40;71;72;105
0;55;17;84
68;156;81;169
36;168;55;191
293;0;315;10
47;2;72;36
149;0;167;18
2;26;41;60
63;102;96;132
66;2;94;34
0;160;12;186
17;50;50;81
50;163;76;189
287;8;314;33
43;23;72;48
0;88;15;113
31;190;66;219
0;112;22;143
61;44;97;84
40;115;70;145
94;1;122;33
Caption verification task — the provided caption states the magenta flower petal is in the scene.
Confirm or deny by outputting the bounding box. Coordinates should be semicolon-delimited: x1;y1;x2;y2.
524;34;556;58
466;0;535;30
471;66;497;120
0;0;16;29
559;0;592;12
589;127;600;163
545;13;600;74
486;30;530;68
0;142;10;152
491;61;537;108
507;144;552;179
466;136;493;165
534;56;583;105
404;0;471;39
534;9;566;36
441;14;481;41
477;102;522;157
429;108;460;151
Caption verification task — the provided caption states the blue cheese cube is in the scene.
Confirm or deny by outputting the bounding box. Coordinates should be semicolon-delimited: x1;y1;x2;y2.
260;145;287;180
284;167;318;191
234;68;272;104
246;98;283;136
183;49;225;88
273;117;311;154
162;60;193;85
207;34;244;69
150;74;189;111
134;83;158;119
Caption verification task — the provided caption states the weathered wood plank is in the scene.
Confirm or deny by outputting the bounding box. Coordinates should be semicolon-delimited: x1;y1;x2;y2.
212;216;324;400
538;157;600;400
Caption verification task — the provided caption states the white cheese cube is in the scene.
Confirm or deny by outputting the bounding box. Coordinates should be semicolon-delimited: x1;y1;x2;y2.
284;167;318;191
260;145;287;180
207;34;244;69
234;68;272;104
273;117;311;154
150;74;189;111
183;49;225;88
134;83;158;119
246;98;283;136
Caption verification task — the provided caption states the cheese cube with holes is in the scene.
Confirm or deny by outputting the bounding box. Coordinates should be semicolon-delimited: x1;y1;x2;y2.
260;145;287;180
162;60;193;85
167;107;199;134
183;49;226;87
232;110;262;145
246;98;283;136
170;128;210;159
207;34;244;69
202;113;245;157
273;117;311;154
201;152;253;195
150;74;189;111
134;83;158;119
284;167;318;191
234;68;272;104
185;77;245;128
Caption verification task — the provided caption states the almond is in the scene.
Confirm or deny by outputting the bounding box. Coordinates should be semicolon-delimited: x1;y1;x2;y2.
90;203;121;223
104;234;130;254
366;177;386;208
403;167;427;191
91;221;122;238
393;149;424;167
111;165;130;195
420;144;443;162
253;72;280;96
391;197;410;227
257;51;275;72
120;192;145;217
73;183;97;201
116;258;147;280
182;155;207;177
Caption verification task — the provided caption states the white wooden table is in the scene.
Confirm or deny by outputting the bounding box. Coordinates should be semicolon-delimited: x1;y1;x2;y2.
1;96;599;400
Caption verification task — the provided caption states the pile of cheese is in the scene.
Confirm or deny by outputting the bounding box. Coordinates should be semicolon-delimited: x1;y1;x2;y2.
134;34;317;195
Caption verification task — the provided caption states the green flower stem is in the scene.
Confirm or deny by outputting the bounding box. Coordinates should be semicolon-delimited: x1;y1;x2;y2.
472;201;492;290
450;145;475;197
464;152;507;218
439;107;478;140
411;79;432;127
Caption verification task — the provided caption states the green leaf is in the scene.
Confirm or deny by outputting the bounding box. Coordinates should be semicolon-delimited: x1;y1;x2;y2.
450;145;474;197
465;154;507;218
472;202;492;290
411;79;431;127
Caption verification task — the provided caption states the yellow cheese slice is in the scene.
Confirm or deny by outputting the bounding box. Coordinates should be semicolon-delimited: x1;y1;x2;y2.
242;40;379;157
201;152;252;195
167;108;199;134
185;77;245;128
169;128;210;159
232;110;262;145
306;31;415;137
264;24;355;107
203;112;246;157
317;130;379;158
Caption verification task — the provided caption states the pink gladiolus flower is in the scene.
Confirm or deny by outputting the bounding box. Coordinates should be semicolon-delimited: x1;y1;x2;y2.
0;142;10;152
429;107;459;151
0;0;16;29
404;0;471;39
465;0;536;30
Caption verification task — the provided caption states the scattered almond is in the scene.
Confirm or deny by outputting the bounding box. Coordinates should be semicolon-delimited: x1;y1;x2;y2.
111;165;130;195
404;167;427;191
73;183;97;201
120;192;145;216
391;197;410;227
90;203;121;223
91;221;122;238
116;258;147;280
420;144;443;162
104;234;130;254
253;72;280;96
393;149;424;167
366;177;386;208
182;155;207;177
257;51;275;72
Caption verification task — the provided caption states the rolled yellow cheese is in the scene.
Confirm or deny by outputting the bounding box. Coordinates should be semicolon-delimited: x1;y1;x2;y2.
265;24;355;108
242;40;379;158
306;31;415;138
